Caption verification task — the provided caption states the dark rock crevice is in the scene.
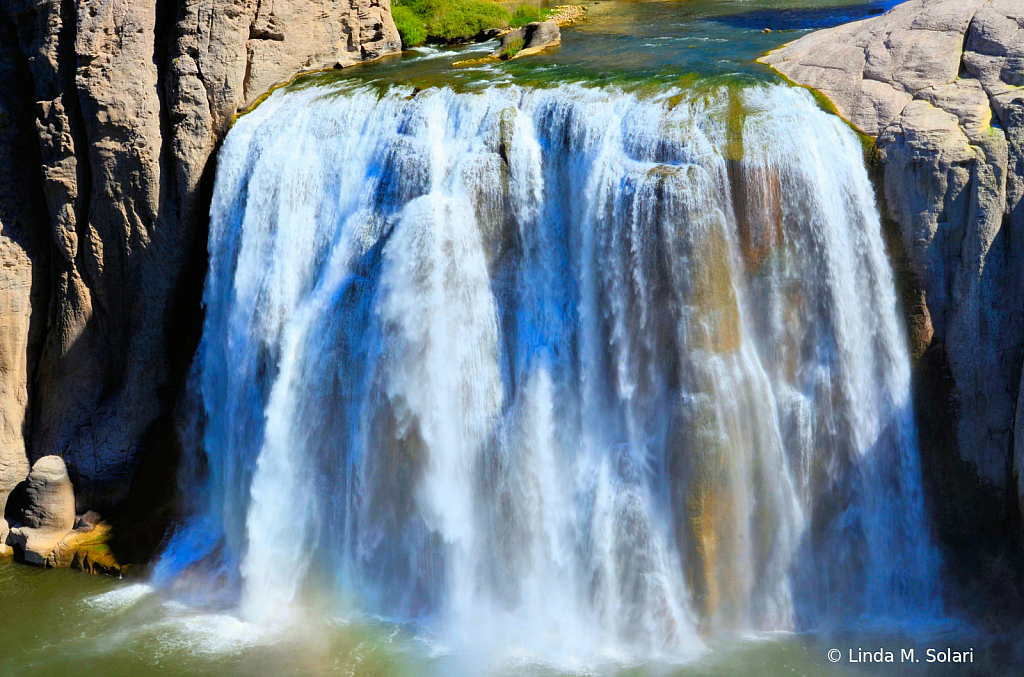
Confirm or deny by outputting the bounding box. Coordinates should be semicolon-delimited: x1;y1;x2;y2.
0;10;51;543
0;0;399;568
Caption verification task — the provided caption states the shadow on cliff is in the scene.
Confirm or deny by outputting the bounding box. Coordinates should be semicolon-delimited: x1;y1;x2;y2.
914;341;1024;631
98;152;216;571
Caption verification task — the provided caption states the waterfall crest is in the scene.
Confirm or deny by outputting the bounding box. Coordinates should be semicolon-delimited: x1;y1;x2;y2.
160;81;940;657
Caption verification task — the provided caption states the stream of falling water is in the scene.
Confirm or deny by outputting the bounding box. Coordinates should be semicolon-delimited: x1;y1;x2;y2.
156;81;940;663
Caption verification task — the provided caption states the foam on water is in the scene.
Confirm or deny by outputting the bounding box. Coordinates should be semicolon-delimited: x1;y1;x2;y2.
84;584;154;613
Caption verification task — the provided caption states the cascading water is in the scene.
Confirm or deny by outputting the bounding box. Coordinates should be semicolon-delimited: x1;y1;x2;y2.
158;81;941;660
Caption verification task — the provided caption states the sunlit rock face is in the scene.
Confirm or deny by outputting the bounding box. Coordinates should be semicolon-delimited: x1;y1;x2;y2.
762;0;1024;549
157;82;941;657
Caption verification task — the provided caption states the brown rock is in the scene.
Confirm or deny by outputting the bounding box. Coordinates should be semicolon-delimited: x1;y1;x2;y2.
49;517;120;574
9;455;76;564
0;17;47;524
21;455;75;531
0;517;11;559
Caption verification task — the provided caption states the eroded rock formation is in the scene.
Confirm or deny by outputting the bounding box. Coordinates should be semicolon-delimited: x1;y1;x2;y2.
492;20;560;59
0;0;399;563
762;0;1024;550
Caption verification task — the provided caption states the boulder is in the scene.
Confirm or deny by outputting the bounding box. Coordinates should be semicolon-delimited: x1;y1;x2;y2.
0;517;11;559
8;455;76;565
492;21;560;59
48;518;121;575
22;455;75;532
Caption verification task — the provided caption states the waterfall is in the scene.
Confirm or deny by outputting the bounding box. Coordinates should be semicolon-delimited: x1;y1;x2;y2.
159;81;941;658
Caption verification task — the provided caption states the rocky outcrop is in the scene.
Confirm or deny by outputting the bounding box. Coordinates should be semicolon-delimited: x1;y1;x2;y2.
0;517;11;558
762;0;1024;547
6;457;122;570
492;21;560;59
0;0;399;550
7;455;76;564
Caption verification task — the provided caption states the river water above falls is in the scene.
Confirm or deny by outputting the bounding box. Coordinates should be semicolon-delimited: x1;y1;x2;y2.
1;1;1010;675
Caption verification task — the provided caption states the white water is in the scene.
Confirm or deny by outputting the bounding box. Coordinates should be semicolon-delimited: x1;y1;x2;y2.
157;81;940;661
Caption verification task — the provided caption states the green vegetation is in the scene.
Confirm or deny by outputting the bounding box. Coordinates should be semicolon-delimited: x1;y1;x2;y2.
393;5;428;47
392;0;510;46
501;36;526;59
510;4;550;28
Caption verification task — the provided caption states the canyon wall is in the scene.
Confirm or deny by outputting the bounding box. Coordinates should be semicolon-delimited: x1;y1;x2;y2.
763;0;1024;557
2;0;1022;577
0;0;399;558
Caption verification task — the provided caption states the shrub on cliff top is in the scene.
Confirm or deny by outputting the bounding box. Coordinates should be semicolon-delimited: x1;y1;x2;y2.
394;0;510;45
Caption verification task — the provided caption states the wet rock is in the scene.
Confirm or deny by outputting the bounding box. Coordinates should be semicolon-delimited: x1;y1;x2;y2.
9;455;76;565
49;518;121;575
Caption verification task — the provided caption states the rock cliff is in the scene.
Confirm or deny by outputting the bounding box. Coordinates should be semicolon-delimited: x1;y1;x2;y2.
762;0;1024;553
0;0;398;562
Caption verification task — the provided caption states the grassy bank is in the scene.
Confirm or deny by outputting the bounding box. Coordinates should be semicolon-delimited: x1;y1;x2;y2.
393;0;512;46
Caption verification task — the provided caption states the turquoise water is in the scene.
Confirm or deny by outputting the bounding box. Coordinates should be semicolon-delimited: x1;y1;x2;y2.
294;0;903;90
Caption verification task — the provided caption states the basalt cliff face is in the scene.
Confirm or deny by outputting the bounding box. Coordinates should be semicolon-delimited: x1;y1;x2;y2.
763;0;1024;564
0;0;398;562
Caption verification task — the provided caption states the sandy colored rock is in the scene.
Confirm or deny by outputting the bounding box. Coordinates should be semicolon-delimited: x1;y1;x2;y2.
493;21;560;59
0;237;34;514
21;455;75;532
0;517;11;558
0;18;46;524
48;517;120;574
548;5;585;27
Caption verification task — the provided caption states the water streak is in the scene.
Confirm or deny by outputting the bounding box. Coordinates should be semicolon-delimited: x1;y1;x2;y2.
159;81;940;659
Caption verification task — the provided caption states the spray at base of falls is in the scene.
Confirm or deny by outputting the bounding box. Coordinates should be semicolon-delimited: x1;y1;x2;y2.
156;80;941;660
